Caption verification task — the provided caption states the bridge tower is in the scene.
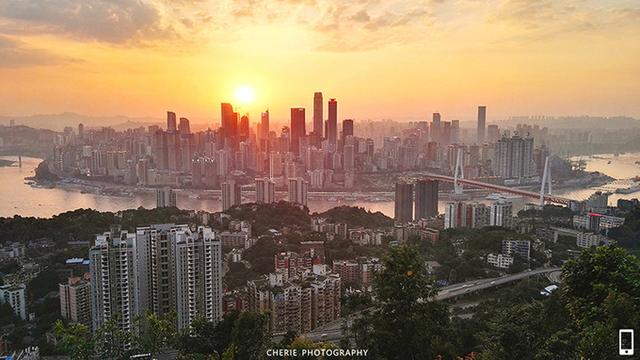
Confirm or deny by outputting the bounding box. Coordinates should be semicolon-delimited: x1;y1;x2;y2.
539;156;552;206
453;148;465;194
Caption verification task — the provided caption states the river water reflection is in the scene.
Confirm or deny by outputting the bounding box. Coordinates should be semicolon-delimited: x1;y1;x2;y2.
0;154;638;218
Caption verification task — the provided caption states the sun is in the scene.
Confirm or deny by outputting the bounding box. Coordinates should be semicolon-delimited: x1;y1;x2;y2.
234;85;255;104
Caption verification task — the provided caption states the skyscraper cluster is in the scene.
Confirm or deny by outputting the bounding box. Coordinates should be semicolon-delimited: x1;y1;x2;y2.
152;111;196;172
51;99;550;219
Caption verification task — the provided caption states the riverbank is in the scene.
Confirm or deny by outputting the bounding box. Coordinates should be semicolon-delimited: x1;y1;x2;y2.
35;161;617;202
1;155;639;218
0;159;15;167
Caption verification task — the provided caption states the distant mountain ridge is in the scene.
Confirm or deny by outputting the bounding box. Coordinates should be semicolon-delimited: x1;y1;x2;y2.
0;112;163;132
1;112;639;132
504;116;640;129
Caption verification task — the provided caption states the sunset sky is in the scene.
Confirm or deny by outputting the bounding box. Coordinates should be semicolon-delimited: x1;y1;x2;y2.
0;0;639;124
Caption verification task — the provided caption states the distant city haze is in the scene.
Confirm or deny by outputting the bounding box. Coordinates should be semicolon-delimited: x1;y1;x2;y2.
0;1;639;122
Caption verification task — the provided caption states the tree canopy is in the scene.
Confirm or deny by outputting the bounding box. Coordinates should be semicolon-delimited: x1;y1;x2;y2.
352;245;454;359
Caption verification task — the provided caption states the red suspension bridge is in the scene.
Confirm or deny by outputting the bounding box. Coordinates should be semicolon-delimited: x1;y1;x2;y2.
422;173;573;206
422;152;574;206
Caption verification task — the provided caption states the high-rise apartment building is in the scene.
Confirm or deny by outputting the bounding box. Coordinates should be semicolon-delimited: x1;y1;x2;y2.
260;110;270;149
477;106;486;144
89;226;140;334
135;224;176;317
192;156;218;189
444;201;463;229
222;180;242;211
490;200;513;227
451;120;460;144
444;201;490;229
394;181;414;223
290;108;306;155
288;177;308;206
342;119;354;143
343;144;355;171
432;112;441;125
221;103;238;148
172;226;222;330
156;187;177;208
313;92;323;138
239;114;249;140
167;111;177;132
415;179;438;220
585;191;609;214
59;275;92;328
487;124;500;143
442;121;452;146
247;272;341;334
431;113;441;143
255;177;276;204
179;117;191;134
327;99;337;147
0;283;27;320
274;251;321;280
502;239;531;259
269;152;283;178
332;258;382;288
494;134;534;179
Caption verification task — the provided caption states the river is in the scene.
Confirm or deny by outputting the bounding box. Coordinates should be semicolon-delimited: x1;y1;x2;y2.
0;155;638;218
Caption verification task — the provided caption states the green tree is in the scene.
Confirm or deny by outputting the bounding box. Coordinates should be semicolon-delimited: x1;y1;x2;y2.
178;311;268;360
135;311;178;356
474;245;640;359
352;245;453;359
93;318;133;360
231;312;269;360
54;320;93;360
478;302;546;360
562;246;640;326
178;316;224;356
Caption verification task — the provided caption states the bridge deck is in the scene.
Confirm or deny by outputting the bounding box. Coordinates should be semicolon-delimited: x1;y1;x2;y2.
422;173;572;205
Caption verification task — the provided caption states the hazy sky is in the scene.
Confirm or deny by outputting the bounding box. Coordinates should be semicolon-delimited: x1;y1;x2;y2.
0;0;638;124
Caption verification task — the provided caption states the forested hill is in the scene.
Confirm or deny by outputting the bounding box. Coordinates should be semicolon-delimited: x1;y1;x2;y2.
223;201;312;235
0;125;58;158
315;205;394;228
0;207;195;245
0;204;396;246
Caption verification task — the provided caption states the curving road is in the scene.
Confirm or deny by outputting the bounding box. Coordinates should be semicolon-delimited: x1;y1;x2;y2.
298;267;561;343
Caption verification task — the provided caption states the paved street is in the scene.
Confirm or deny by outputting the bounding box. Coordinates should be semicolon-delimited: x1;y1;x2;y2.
299;267;561;342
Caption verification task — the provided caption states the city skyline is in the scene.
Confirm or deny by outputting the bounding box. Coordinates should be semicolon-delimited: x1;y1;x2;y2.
1;1;640;358
0;1;639;120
